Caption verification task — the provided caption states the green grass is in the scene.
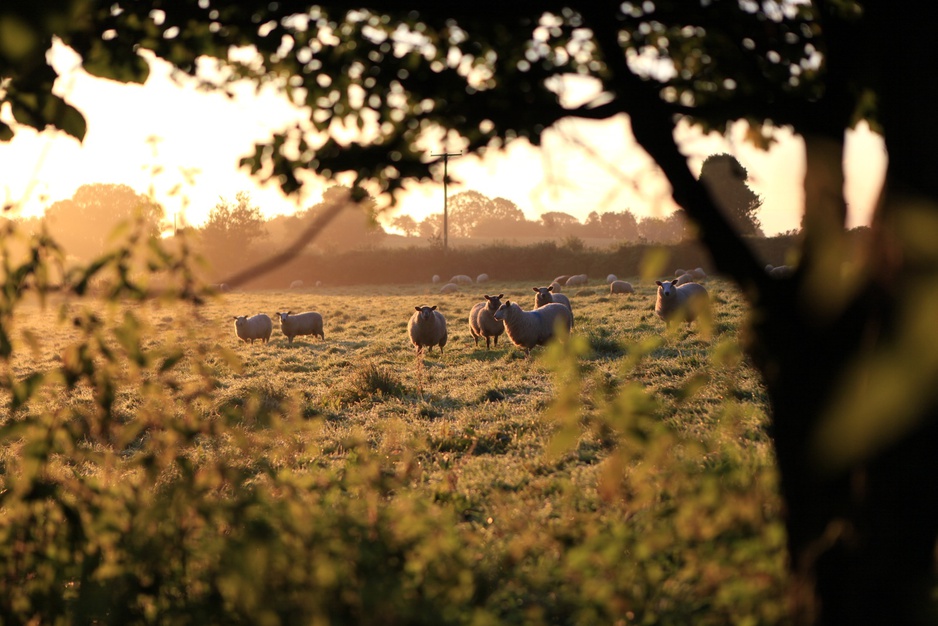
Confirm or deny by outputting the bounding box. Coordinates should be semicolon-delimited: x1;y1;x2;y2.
0;277;789;624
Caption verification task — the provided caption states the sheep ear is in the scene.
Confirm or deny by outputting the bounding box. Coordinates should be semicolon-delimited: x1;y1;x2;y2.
671;279;678;285
415;306;422;312
484;294;491;300
655;281;663;287
497;293;504;299
532;287;539;292
548;284;554;292
431;305;437;310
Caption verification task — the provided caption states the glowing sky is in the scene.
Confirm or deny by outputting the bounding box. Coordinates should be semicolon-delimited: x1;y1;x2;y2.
0;45;886;236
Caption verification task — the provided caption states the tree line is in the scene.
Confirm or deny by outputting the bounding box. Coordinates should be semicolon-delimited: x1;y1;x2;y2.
10;154;764;270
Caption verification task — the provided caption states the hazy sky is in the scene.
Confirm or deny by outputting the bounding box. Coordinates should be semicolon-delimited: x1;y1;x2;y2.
0;45;887;236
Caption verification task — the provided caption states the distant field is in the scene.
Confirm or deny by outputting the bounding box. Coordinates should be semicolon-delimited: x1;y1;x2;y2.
2;276;789;624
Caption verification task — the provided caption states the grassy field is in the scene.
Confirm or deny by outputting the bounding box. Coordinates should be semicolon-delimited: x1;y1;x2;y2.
1;276;790;624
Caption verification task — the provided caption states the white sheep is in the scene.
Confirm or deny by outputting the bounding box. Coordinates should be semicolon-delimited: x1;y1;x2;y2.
549;281;564;294
532;285;574;325
675;268;687;277
276;310;324;343
610;280;634;294
676;272;696;286
654;279;710;329
606;274;618;284
476;273;490;284
468;293;505;350
432;274;441;284
493;300;572;356
408;305;448;354
565;274;588;287
450;274;473;285
691;267;708;280
233;314;273;344
439;282;459;294
552;275;570;285
290;279;304;289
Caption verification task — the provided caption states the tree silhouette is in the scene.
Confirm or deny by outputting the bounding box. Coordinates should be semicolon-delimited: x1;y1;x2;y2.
698;154;764;237
5;1;938;622
199;191;267;268
44;183;165;259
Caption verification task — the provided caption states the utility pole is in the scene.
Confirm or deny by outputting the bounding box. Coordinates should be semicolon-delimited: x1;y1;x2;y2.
431;149;462;252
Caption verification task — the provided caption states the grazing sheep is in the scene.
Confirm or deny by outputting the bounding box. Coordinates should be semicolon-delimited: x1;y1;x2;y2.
655;279;710;329
493;300;573;356
476;273;490;284
290;279;304;289
532;285;574;324
549;281;564;293
606;274;618;284
233;314;273;344
432;274;441;284
610;280;634;294
691;267;708;280
766;264;794;278
565;274;589;287
450;274;473;285
675;269;687;277
676;272;696;286
468;293;505;350
408;305;448;354
276;310;324;343
552;275;570;285
439;282;459;294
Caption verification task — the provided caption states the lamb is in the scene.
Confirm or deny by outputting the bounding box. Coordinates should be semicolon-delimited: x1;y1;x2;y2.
493;300;572;356
233;314;273;344
276;310;324;343
408;305;448;354
468;293;505;350
654;279;710;329
610;280;634;294
532;285;574;322
439;282;459;294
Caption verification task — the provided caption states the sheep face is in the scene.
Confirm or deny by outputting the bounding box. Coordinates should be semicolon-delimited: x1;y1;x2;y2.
493;300;511;322
656;279;679;300
484;294;504;312
414;305;438;322
275;311;292;323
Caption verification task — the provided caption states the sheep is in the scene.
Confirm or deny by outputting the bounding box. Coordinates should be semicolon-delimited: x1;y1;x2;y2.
493;300;572;356
432;274;441;284
439;282;459;294
675;268;687;277
276;310;324;343
533;285;574;323
676;272;696;286
290;279;304;289
468;293;505;350
552;275;570;285
691;267;708;280
233;314;273;344
766;264;794;278
654;279;710;329
606;274;618;284
565;274;588;287
408;305;448;354
548;281;564;293
476;273;490;284
610;280;634;294
450;274;473;285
